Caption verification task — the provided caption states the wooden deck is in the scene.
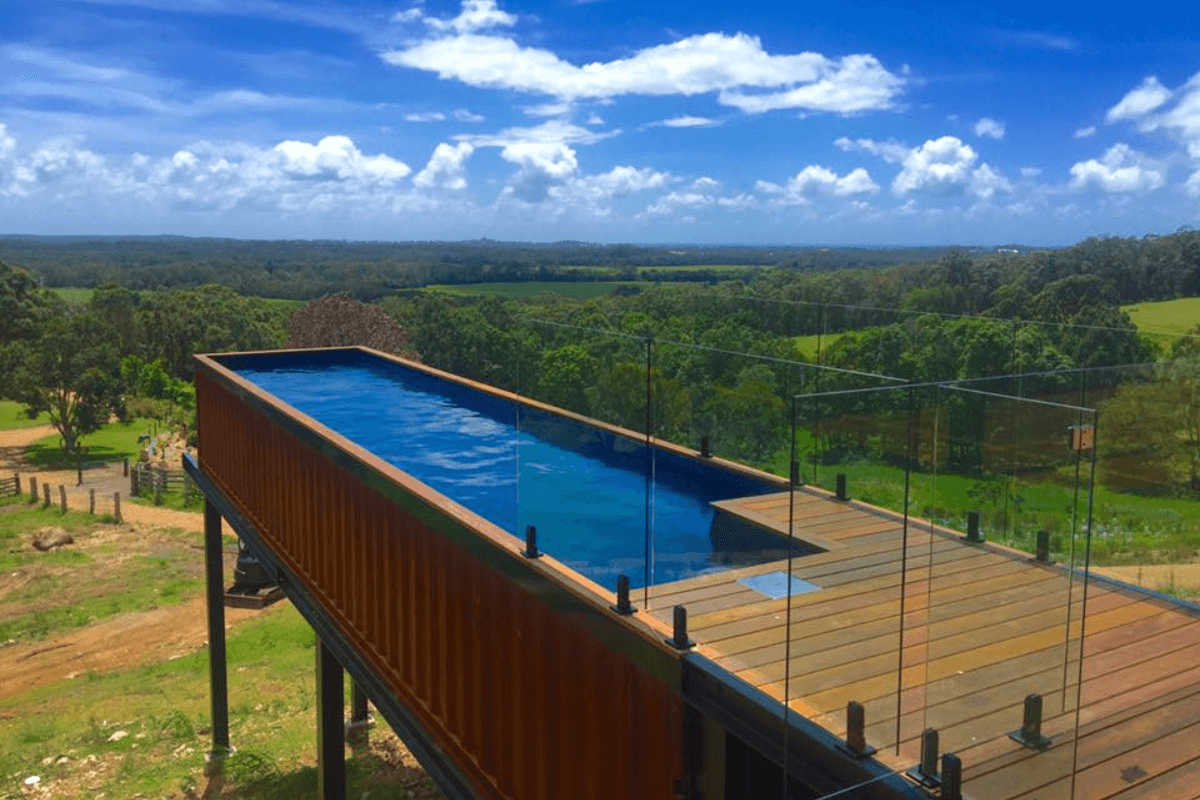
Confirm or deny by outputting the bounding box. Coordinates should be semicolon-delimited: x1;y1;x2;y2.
647;488;1200;800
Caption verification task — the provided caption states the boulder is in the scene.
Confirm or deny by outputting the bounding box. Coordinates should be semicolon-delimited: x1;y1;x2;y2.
31;528;74;552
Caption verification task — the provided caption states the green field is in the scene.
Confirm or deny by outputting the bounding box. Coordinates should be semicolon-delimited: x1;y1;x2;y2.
22;418;158;469
425;281;655;299
48;287;93;305
0;400;49;430
1124;297;1200;336
792;330;850;360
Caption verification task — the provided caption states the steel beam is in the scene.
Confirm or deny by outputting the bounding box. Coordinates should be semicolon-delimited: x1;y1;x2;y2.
203;499;230;763
317;640;346;800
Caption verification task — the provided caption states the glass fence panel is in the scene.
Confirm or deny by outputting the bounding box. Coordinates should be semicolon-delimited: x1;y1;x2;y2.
784;385;917;760
510;316;651;604
920;385;1094;800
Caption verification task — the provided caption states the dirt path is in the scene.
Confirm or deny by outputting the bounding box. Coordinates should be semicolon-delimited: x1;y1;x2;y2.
1092;563;1200;594
0;595;275;702
0;425;57;449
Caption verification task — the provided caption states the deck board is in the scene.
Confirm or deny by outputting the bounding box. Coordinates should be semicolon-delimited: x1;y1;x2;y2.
652;488;1200;800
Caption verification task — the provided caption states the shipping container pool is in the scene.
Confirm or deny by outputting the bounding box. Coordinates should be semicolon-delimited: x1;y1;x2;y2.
220;349;788;588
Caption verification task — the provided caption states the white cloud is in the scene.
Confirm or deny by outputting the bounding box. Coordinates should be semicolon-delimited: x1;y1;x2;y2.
586;112;605;125
521;102;573;118
413;142;474;190
551;165;671;213
1;130;420;213
650;115;719;128
400;0;517;34
757;165;879;205
845;135;1011;200
974;117;1005;139
406;111;447;122
834;136;909;163
1020;166;1042;178
499;141;579;202
457;119;618;148
1107;76;1172;122
1069;143;1164;193
382;4;904;113
643;176;754;216
0;123;15;162
1187;170;1200;198
272;135;410;183
969;163;1012;200
1074;126;1096;139
452;108;485;123
893;136;978;194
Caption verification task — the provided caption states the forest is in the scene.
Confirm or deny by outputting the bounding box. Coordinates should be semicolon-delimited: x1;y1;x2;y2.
3;226;1200;564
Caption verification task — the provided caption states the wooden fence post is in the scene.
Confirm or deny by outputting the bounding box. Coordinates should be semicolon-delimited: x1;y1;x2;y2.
89;488;96;515
123;457;129;477
155;468;165;506
42;483;50;508
131;467;139;496
113;492;121;523
59;485;67;514
29;477;37;504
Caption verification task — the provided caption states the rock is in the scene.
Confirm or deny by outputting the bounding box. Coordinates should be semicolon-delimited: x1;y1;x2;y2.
31;528;74;552
107;730;127;743
41;757;53;766
56;756;69;766
24;776;40;786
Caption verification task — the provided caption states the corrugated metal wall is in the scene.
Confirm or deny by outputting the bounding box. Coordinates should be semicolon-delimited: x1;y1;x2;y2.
196;367;685;800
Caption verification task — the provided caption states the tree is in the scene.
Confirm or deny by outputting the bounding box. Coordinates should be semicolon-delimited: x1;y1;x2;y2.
14;310;126;456
0;260;54;399
286;295;420;359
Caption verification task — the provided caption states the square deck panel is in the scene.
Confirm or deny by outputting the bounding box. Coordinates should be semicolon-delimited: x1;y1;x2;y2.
738;571;821;600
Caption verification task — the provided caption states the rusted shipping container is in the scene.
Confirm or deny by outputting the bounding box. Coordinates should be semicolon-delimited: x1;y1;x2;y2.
194;349;689;800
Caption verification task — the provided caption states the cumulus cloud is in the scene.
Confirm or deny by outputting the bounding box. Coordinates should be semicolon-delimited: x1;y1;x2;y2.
551;165;671;213
1074;126;1097;139
498;141;579;202
522;102;573;118
1107;77;1172;123
413;142;474;190
0;123;15;162
0;129;420;213
1069;143;1164;193
974;117;1005;139
397;0;516;34
1187;170;1200;198
756;165;878;205
645;177;753;216
383;3;904;113
834;136;909;163
843;135;1012;200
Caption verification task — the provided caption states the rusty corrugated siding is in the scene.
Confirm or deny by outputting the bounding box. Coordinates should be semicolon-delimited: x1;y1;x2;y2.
197;367;685;800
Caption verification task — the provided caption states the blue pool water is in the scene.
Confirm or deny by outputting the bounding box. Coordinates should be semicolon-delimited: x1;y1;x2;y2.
228;352;779;588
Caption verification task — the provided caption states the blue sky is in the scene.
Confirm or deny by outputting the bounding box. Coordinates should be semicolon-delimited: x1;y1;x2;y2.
1;0;1198;245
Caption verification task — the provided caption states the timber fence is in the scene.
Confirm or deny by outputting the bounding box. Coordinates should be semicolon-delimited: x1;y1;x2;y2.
131;462;197;506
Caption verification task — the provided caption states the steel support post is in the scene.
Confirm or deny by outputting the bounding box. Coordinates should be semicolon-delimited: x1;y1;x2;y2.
203;500;231;771
317;639;346;800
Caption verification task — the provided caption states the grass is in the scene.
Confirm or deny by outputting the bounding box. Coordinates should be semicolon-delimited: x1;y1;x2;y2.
0;401;49;431
424;280;655;299
1123;297;1200;336
21;418;155;470
0;592;442;800
0;499;199;643
792;330;851;361
47;287;94;305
